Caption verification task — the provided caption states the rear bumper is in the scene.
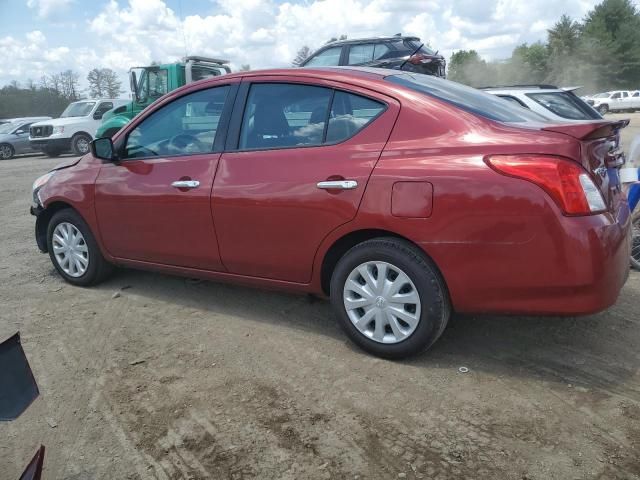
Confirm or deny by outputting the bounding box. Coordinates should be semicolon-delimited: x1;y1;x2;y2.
30;138;71;152
430;203;632;316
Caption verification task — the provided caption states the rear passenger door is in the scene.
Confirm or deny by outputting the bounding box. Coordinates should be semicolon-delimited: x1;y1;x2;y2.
212;78;400;283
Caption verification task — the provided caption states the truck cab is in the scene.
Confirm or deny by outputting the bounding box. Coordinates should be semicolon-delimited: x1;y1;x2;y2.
96;56;230;138
30;99;128;157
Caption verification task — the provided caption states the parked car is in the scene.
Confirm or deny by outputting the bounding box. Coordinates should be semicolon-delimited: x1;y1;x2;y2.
586;90;640;114
482;85;602;122
30;67;630;358
29;99;128;157
0;117;52;160
300;36;446;77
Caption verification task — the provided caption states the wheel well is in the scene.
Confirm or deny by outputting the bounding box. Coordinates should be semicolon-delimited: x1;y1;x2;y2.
35;201;75;252
72;131;93;141
320;229;412;295
0;142;14;151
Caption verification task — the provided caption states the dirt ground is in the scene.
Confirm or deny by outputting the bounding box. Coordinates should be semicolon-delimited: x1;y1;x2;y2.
1;114;640;480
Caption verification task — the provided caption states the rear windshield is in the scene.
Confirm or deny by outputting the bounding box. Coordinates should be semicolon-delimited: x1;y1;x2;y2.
402;39;437;56
387;73;548;123
525;92;601;120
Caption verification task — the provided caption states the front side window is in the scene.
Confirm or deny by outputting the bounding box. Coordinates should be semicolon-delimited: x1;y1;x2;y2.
348;44;375;64
238;83;386;150
95;102;114;119
124;85;229;159
305;47;342;66
612;92;621;99
526;92;602;120
61;101;96;118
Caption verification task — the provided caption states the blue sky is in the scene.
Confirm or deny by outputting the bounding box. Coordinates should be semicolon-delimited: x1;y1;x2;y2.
0;0;604;92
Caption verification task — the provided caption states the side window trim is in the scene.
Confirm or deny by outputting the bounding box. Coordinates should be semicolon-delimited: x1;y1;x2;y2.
116;82;238;161
225;80;388;153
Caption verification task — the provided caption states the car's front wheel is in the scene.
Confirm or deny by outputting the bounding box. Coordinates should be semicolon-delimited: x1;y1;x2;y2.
72;133;92;156
330;238;450;359
46;209;113;286
598;104;609;114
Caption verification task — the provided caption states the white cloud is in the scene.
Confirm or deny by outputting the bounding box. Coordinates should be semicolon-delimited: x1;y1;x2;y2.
3;0;601;88
26;0;74;19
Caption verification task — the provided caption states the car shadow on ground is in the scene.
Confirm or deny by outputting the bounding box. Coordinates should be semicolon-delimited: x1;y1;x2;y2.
94;267;640;395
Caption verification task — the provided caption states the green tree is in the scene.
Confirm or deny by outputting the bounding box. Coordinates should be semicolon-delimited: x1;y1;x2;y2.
292;46;312;66
88;68;123;98
448;50;497;86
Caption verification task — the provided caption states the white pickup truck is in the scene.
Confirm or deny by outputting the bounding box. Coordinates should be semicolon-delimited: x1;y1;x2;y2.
29;98;128;157
586;90;640;114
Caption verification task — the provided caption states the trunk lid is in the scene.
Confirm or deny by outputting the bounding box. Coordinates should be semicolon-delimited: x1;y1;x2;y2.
542;120;629;212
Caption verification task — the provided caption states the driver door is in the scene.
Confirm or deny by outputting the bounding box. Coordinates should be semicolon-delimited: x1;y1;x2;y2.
95;83;235;270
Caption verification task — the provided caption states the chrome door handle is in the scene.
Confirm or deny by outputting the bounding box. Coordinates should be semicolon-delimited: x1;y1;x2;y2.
171;180;200;189
316;180;358;190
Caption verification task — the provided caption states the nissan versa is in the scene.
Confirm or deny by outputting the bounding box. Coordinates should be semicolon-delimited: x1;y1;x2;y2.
30;67;631;358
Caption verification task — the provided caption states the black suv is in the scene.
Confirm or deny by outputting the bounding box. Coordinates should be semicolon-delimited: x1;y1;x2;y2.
300;36;446;77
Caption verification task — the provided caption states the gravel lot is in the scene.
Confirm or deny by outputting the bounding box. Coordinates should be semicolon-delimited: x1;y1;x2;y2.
1;114;639;479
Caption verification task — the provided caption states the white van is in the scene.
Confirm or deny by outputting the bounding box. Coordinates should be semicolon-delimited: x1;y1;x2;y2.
30;99;128;157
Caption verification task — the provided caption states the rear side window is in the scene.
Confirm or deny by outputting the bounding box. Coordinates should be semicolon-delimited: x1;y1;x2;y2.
305;47;342;66
525;92;602;120
327;91;385;143
348;44;375;64
497;95;529;108
388;73;548;123
238;84;386;150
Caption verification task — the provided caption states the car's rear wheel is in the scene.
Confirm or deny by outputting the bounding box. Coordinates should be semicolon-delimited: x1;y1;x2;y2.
47;209;113;286
330;237;450;359
72;133;92;155
0;144;14;160
598;104;609;114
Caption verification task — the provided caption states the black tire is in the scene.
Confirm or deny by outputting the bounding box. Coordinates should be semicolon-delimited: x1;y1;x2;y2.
631;212;640;271
330;237;450;359
72;133;92;156
598;104;609;115
0;143;14;160
46;209;113;286
42;148;61;157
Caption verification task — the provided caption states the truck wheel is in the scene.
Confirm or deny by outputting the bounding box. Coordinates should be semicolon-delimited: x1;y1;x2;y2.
42;148;61;157
598;104;609;115
72;133;92;155
0;144;14;160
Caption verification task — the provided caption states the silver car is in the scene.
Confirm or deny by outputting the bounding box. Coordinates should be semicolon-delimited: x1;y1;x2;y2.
481;85;602;122
0;117;51;160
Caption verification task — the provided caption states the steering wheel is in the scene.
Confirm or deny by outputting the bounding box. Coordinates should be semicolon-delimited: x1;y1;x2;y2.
168;134;207;153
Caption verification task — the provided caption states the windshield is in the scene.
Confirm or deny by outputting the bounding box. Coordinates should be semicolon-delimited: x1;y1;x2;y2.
593;93;610;98
134;68;168;102
526;92;601;120
0;123;18;134
61;102;96;118
387;73;548;123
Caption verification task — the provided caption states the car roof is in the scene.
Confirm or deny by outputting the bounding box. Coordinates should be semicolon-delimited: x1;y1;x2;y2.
324;36;419;46
215;66;393;83
2;116;51;123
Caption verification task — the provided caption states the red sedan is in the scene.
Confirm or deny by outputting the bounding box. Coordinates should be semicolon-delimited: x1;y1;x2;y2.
31;67;631;358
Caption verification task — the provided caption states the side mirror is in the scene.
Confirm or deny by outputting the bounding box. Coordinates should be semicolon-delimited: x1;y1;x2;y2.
91;137;117;162
15;129;27;135
129;71;139;103
93;111;104;120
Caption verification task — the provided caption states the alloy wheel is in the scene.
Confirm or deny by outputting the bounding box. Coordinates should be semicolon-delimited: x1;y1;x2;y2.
0;145;13;159
52;222;89;277
75;136;90;154
343;261;421;344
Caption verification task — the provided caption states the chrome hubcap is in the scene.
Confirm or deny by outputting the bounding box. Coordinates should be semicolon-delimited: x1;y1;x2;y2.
52;222;89;277
343;261;421;344
76;137;90;153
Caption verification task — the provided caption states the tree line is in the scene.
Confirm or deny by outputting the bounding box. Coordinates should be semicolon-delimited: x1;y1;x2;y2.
0;68;123;119
448;0;640;93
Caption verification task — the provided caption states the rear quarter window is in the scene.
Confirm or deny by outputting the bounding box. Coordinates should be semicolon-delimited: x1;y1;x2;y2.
387;73;548;123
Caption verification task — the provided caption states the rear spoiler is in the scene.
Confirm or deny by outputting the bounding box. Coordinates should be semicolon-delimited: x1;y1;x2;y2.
542;119;630;140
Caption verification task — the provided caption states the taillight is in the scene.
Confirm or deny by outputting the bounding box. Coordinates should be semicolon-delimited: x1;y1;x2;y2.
486;155;607;215
409;54;433;65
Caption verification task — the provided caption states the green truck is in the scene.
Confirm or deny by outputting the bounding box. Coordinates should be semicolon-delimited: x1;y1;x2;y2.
96;56;230;138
